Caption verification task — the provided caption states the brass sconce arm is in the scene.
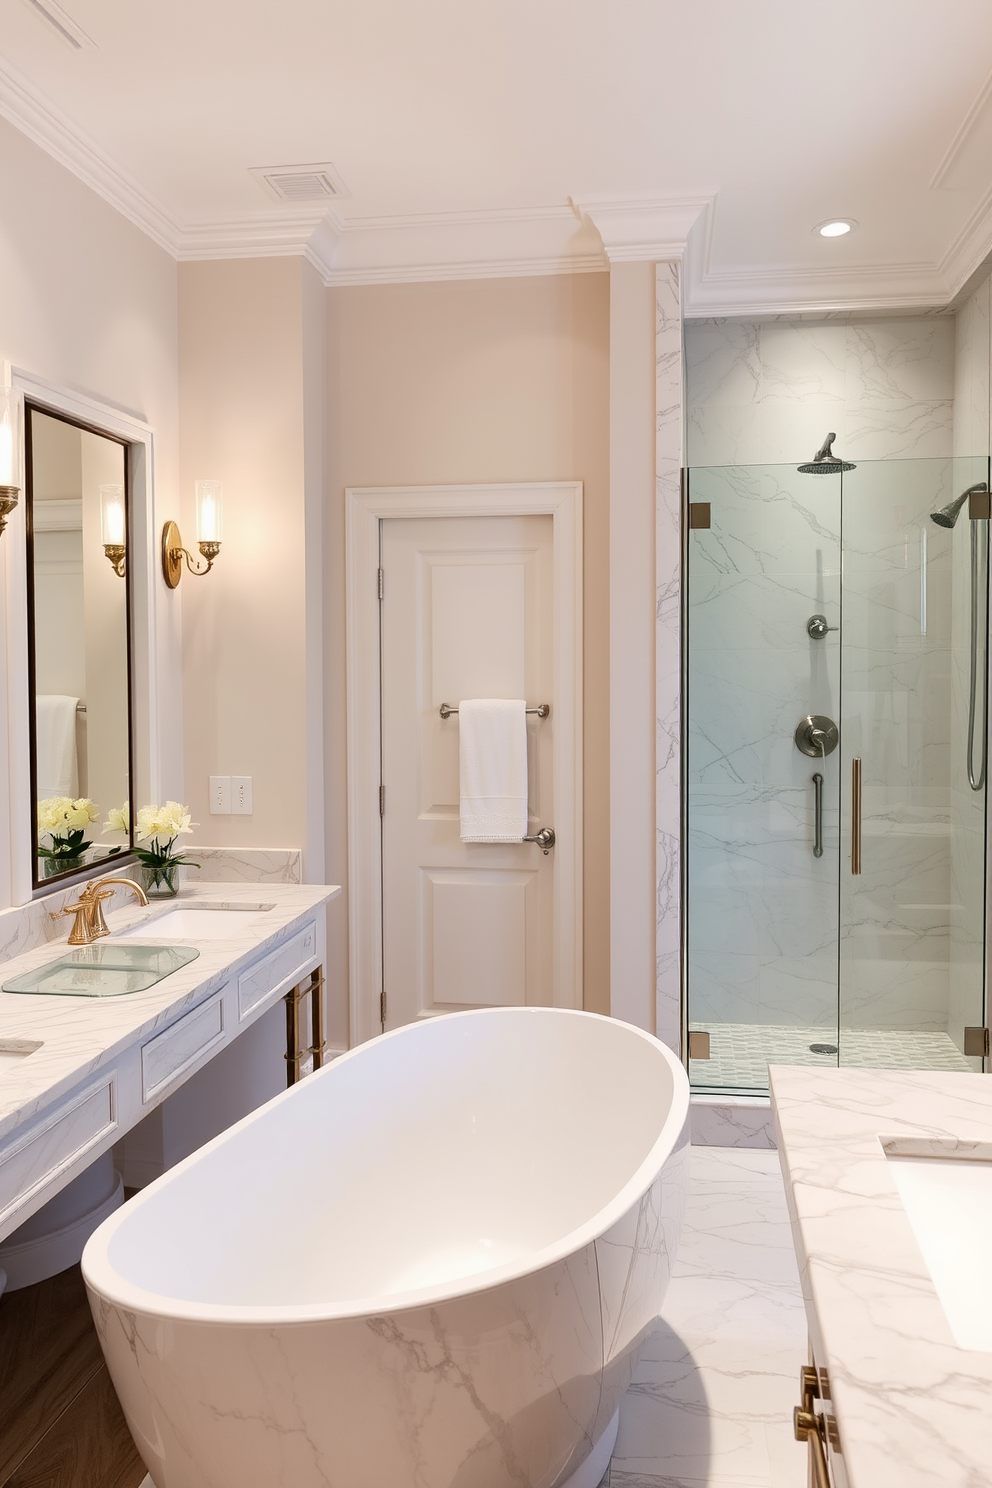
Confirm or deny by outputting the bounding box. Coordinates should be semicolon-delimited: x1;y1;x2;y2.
104;544;126;578
0;485;19;537
162;521;221;588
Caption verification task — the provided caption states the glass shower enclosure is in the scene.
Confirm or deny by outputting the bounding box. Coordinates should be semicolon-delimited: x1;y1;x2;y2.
685;456;990;1093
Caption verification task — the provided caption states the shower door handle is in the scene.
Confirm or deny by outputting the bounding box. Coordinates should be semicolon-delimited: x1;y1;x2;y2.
851;758;862;875
811;773;823;858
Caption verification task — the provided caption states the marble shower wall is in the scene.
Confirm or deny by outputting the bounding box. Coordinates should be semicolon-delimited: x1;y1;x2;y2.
684;314;974;1056
686;316;956;469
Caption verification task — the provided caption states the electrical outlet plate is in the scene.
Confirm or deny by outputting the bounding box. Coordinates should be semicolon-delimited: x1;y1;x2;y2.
209;776;232;814
232;776;253;815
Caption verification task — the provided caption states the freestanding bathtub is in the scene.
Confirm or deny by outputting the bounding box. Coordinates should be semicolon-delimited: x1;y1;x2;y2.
83;1007;690;1488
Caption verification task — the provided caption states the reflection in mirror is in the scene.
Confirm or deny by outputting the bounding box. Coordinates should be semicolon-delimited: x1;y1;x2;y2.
27;405;133;885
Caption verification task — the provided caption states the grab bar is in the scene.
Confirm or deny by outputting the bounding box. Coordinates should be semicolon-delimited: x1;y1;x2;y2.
440;702;550;719
851;758;862;875
812;773;823;858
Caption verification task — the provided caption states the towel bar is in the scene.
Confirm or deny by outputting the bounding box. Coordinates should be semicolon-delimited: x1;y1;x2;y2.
440;702;550;720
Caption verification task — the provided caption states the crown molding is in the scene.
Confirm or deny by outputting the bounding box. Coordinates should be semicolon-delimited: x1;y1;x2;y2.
572;194;714;262
2;50;992;309
0;52;181;253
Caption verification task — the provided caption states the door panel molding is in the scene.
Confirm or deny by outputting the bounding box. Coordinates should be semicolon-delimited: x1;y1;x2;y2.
345;482;583;1045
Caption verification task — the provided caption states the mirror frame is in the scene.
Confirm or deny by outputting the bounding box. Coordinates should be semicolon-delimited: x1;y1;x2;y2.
24;401;135;888
0;365;178;908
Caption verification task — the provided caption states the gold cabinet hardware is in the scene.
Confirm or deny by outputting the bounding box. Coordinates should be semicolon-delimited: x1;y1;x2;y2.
851;757;862;875
284;967;325;1087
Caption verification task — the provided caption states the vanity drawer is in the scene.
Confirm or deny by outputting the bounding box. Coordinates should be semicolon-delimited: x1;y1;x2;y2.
0;1076;116;1232
141;992;226;1104
238;922;317;1019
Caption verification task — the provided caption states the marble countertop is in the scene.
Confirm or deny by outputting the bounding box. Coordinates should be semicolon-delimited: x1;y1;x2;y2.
0;881;339;1145
770;1066;992;1488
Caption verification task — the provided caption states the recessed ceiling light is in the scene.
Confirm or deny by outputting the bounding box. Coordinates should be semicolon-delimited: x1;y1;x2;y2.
814;218;857;238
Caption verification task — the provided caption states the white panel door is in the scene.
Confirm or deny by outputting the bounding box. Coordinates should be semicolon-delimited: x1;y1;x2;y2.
380;515;556;1027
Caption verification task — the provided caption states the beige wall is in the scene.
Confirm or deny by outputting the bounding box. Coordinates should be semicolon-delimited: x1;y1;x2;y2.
0;117;180;907
325;273;611;1019
178;257;324;863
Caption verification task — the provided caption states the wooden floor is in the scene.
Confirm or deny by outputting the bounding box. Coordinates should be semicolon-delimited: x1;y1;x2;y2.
0;1263;146;1488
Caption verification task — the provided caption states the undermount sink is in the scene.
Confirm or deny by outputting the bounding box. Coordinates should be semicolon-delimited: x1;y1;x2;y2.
887;1151;992;1352
116;905;276;940
0;1039;43;1068
2;944;199;997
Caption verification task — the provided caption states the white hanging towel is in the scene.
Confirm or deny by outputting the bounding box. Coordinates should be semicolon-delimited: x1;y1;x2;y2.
35;694;79;799
458;698;528;843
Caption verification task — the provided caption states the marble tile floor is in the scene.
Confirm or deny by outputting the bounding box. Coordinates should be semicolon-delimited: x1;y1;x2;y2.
601;1146;807;1488
689;1020;972;1092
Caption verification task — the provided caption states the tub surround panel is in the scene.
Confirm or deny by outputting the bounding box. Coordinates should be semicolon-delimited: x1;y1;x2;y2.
655;261;683;1049
690;1097;777;1149
771;1066;992;1488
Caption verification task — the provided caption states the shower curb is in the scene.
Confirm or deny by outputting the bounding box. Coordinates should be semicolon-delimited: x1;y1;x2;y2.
690;1095;776;1149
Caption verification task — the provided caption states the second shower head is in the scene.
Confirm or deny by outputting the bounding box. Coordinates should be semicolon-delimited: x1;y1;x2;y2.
930;482;989;528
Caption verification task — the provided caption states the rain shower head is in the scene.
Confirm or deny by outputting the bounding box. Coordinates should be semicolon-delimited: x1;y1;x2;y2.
797;433;856;474
930;482;989;528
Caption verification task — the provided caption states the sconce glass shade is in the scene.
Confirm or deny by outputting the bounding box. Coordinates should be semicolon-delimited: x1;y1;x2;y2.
0;387;21;488
195;480;223;545
100;484;126;546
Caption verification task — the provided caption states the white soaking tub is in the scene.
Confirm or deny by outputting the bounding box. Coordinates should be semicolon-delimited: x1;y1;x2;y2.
83;1007;690;1488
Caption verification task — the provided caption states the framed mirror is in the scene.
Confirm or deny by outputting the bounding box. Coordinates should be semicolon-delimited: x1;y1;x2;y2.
25;402;134;886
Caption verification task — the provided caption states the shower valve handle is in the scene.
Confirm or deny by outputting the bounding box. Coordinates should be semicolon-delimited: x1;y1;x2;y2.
806;614;837;640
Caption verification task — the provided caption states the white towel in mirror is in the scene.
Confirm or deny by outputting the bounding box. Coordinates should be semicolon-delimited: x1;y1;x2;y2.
458;698;528;842
36;694;79;799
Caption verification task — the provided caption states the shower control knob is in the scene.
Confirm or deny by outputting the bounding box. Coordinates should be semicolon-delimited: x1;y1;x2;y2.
795;715;839;759
806;614;837;640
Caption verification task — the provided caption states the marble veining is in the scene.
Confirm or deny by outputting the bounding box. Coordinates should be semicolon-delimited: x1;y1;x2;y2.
188;847;302;883
771;1066;992;1488
655;260;683;1050
610;1145;807;1488
0;881;335;1148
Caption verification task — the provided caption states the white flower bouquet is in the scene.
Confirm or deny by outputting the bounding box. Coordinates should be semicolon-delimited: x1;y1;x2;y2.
105;800;199;897
37;796;100;871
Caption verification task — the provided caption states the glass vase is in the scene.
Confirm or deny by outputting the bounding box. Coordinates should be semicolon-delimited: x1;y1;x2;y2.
42;854;84;879
138;861;180;899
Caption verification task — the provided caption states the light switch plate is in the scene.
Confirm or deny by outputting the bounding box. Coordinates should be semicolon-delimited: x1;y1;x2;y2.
209;776;231;814
232;776;253;815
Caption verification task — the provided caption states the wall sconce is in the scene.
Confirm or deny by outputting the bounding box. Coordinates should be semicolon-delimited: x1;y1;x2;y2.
100;483;126;577
162;480;223;588
0;387;21;538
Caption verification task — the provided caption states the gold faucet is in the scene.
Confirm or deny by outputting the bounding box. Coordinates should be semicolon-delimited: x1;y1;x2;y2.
52;875;149;946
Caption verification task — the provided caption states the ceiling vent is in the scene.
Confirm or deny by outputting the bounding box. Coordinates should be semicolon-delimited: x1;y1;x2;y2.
249;163;350;205
19;0;96;49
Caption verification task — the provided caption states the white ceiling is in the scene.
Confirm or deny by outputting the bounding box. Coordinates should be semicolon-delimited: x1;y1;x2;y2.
2;0;992;312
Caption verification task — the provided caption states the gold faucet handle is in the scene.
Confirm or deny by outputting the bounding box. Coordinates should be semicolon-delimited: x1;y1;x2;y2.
52;901;94;946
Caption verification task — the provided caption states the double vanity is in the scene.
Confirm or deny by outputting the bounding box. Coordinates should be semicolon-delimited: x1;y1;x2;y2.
771;1065;992;1488
0;877;339;1273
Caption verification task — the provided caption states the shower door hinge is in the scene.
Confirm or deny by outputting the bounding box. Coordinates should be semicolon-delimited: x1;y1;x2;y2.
377;567;384;600
380;990;387;1027
379;784;385;816
964;1026;990;1057
687;1030;711;1060
688;502;711;530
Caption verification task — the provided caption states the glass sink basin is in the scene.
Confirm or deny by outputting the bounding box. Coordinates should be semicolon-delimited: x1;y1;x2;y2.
2;944;199;997
888;1154;992;1351
116;906;275;940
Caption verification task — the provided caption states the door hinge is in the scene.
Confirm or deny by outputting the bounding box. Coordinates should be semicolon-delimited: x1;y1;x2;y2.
377;567;384;600
379;784;385;816
964;1026;990;1058
380;990;386;1026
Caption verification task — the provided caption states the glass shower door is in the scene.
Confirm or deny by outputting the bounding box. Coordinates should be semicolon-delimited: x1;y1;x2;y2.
685;463;843;1092
838;457;989;1072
